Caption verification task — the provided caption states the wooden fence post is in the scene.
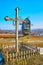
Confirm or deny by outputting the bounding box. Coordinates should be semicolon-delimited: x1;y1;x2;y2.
24;51;25;59
9;53;12;61
5;51;9;64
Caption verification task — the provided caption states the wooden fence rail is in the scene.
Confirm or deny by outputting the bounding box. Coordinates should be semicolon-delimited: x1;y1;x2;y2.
1;44;39;64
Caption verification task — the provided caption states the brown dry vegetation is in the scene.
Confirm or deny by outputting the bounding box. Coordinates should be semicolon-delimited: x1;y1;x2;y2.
4;55;43;65
0;34;15;38
0;34;43;65
19;36;43;47
0;34;43;47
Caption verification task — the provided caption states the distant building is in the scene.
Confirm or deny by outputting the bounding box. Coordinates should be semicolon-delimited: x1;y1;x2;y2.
40;33;43;36
22;18;31;35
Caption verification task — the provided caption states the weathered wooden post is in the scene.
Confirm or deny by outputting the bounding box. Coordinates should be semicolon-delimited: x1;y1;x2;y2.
5;51;9;64
4;7;26;54
20;51;23;59
24;51;25;59
12;53;15;65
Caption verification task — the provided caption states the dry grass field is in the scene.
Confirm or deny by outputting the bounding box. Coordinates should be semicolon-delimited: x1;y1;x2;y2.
0;34;15;38
12;55;43;65
0;34;43;65
19;35;43;47
0;34;43;47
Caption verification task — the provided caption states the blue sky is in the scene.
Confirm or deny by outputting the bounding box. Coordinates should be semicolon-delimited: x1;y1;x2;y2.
0;0;43;30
